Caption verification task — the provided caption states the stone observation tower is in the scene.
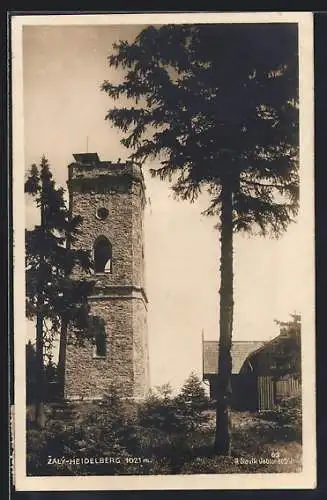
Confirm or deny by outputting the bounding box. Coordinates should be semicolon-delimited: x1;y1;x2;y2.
64;152;150;400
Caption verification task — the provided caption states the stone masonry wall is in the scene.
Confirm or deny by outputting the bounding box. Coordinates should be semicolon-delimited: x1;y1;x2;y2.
64;160;149;400
131;183;146;290
132;298;150;399
71;190;133;287
65;297;134;399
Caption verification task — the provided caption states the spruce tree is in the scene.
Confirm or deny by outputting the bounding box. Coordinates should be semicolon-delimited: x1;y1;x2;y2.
25;156;95;424
175;372;209;432
102;23;299;454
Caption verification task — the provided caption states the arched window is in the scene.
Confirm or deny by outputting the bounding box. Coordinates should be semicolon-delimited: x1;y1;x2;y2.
94;236;112;273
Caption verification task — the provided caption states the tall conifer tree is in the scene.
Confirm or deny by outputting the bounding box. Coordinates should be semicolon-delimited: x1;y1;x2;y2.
102;23;299;453
25;157;96;423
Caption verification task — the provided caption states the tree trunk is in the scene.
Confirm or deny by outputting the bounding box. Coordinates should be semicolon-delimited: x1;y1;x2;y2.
214;179;234;455
57;224;71;400
57;315;68;400
34;188;46;427
34;309;45;427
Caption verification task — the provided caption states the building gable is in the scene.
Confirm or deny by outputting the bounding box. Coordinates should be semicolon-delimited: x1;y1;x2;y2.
203;340;266;375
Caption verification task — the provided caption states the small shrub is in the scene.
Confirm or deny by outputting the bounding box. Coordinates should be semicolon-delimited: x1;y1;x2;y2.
138;384;182;434
139;374;210;436
175;372;210;433
258;394;302;443
26;388;143;475
27;377;301;476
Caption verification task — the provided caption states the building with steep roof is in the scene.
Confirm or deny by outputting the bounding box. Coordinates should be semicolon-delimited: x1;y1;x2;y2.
202;327;301;411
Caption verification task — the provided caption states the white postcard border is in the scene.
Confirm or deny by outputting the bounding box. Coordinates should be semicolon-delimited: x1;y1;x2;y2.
11;11;316;491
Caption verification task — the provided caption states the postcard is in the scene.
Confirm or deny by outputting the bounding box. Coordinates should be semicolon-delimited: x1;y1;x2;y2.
11;11;316;491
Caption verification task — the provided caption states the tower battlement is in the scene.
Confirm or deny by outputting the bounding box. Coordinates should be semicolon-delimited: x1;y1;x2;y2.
67;153;146;208
68;152;145;189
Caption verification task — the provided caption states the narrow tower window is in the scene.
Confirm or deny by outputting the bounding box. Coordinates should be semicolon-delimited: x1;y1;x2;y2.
89;315;107;359
94;332;106;358
94;236;112;273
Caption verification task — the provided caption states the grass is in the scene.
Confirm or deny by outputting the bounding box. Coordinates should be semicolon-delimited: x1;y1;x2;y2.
175;409;302;474
26;400;302;475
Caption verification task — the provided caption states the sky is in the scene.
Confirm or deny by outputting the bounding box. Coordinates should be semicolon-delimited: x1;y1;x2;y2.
22;23;309;390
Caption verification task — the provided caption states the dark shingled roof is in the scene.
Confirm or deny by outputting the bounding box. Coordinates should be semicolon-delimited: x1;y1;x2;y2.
203;340;266;375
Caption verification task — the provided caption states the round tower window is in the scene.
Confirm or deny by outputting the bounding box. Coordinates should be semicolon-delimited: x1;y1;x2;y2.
96;207;109;220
